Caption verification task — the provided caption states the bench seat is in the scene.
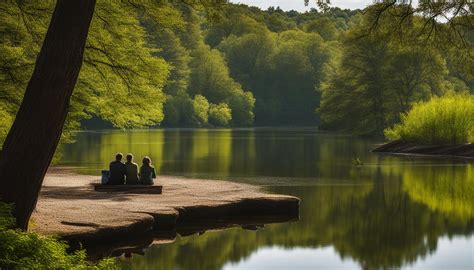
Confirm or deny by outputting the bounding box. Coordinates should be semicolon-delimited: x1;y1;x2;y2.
93;184;163;194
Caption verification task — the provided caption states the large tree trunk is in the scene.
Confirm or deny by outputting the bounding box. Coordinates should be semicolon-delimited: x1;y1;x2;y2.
0;0;96;230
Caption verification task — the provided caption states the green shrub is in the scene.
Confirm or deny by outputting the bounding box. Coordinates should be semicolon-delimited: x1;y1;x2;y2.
0;202;117;269
209;103;232;126
192;95;210;126
385;94;474;145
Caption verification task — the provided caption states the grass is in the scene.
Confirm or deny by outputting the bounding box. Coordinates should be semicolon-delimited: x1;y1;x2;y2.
385;93;474;145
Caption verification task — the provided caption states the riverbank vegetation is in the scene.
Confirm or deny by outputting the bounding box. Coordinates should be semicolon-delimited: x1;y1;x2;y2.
1;2;471;146
385;94;474;145
0;202;116;269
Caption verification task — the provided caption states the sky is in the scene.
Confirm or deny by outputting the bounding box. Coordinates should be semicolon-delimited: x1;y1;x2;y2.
230;0;375;11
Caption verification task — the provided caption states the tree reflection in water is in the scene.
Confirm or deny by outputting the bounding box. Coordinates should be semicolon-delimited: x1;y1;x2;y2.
60;129;474;269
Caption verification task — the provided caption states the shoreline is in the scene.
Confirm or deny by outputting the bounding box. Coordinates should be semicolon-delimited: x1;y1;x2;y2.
33;168;300;257
372;140;474;160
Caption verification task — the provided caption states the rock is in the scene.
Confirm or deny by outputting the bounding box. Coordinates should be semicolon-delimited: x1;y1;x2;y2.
32;169;300;255
372;140;474;159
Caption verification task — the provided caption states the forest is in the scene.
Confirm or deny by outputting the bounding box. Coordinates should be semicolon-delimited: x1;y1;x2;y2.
1;1;471;147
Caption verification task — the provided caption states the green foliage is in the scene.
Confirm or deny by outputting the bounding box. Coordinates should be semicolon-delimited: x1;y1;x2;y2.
192;95;210;125
209;103;232;126
0;202;117;269
205;12;269;47
217;23;329;125
231;7;362;126
302;17;339;40
187;43;254;126
79;2;169;129
317;10;466;136
162;94;194;127
145;6;255;128
385;94;474;145
228;91;255;126
0;1;170;146
92;2;471;132
0;1;472;140
0;108;14;144
0;202;15;230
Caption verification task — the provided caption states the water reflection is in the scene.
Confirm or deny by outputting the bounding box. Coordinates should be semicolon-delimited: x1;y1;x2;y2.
60;129;376;179
59;129;474;269
403;164;474;222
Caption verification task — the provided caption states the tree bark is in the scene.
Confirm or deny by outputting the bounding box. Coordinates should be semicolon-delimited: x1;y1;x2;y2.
0;0;96;230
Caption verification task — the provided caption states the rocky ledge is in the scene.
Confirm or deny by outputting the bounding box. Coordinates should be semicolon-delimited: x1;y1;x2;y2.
372;140;474;160
32;168;300;256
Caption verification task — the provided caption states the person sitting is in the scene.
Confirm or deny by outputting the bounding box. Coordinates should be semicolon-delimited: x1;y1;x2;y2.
108;153;126;185
125;153;140;185
139;156;156;185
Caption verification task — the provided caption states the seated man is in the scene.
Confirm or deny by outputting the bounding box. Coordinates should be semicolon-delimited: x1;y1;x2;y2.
125;153;140;185
108;153;126;185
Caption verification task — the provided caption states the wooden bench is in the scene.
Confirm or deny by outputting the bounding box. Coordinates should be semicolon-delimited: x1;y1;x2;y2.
93;184;163;194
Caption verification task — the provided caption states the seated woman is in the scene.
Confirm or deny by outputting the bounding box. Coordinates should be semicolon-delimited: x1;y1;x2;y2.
139;156;156;185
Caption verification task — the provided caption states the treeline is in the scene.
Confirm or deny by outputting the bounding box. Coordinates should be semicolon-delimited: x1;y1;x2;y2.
159;5;358;126
205;4;472;134
318;8;473;136
0;2;472;143
145;6;255;127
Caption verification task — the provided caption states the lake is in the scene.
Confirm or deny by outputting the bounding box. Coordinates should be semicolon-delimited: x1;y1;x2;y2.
58;128;474;270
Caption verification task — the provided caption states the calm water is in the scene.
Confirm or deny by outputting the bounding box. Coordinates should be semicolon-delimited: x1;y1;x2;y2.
59;128;474;270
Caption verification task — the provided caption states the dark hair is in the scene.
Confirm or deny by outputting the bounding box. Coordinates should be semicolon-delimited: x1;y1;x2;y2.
126;153;133;161
115;153;123;161
142;156;151;166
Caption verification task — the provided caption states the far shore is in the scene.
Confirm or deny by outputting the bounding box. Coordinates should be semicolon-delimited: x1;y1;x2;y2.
372;140;474;160
33;167;300;258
